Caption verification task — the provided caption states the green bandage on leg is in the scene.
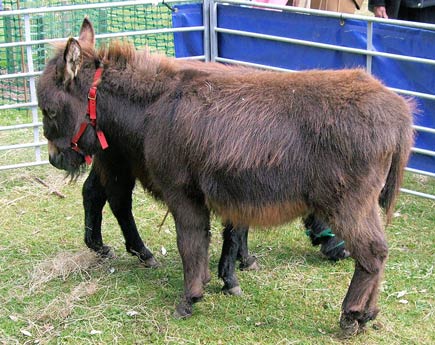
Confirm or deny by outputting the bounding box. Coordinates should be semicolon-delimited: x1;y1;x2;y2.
305;228;335;239
330;240;345;250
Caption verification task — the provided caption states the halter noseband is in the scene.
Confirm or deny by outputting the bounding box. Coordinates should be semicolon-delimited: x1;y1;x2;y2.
71;67;109;165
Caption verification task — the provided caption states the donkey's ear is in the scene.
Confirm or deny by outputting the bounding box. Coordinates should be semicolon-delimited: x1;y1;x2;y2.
63;37;82;82
78;17;95;47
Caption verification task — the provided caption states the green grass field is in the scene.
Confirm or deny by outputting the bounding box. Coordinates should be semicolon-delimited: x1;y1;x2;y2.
0;166;434;344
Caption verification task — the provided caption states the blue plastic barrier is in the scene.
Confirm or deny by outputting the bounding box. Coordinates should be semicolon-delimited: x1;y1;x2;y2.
172;3;204;58
172;3;435;174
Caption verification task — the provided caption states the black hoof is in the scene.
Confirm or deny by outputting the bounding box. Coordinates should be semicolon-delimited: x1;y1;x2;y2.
128;248;159;267
97;245;116;259
339;308;379;338
357;308;380;328
141;256;160;268
339;313;359;338
174;300;193;319
239;256;259;271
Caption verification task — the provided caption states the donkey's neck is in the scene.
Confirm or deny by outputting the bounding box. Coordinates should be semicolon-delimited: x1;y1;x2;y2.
100;51;177;103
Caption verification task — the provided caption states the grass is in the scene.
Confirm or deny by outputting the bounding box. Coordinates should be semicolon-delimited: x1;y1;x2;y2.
0;165;434;344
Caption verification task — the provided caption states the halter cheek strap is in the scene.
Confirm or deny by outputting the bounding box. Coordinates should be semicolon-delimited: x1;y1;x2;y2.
71;67;109;165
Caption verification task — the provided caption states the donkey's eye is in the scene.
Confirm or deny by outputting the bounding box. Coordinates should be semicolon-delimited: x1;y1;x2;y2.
43;109;57;119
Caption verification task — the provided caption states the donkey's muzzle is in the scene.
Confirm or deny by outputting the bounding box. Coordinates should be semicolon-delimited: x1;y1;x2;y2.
48;141;85;172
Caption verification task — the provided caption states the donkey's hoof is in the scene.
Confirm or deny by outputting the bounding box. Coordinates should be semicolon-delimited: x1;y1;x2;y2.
174;302;193;319
240;256;259;271
97;245;116;259
142;256;160;268
223;285;243;296
339;314;359;338
321;239;350;262
243;260;260;271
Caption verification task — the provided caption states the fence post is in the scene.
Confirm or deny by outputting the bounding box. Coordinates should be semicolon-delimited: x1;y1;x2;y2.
366;21;373;75
203;0;211;61
209;0;218;62
23;13;41;162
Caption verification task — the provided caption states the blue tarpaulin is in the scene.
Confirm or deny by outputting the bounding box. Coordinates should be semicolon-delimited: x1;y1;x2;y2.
172;3;435;174
172;3;204;58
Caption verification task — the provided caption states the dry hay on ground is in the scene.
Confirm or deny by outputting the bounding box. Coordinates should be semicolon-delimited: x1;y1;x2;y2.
29;250;102;292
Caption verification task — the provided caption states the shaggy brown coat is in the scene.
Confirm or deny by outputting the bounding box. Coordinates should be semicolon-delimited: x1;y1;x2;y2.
37;19;414;337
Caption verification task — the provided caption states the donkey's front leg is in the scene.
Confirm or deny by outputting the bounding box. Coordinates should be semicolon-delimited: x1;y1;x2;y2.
82;168;113;258
104;168;158;268
168;192;211;318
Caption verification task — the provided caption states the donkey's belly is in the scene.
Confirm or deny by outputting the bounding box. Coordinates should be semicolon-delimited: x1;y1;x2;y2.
207;199;309;228
200;168;309;227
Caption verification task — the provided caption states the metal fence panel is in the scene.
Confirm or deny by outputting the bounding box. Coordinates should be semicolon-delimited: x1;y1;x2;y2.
0;0;202;170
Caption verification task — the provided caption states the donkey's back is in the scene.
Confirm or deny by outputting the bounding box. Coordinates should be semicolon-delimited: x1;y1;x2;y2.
159;68;412;227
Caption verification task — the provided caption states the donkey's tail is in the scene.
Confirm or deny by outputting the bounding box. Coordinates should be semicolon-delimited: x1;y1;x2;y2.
379;137;413;225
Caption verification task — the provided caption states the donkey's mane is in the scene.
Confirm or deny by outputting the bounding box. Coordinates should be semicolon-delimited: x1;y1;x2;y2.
98;41;169;72
97;41;179;74
54;39;170;74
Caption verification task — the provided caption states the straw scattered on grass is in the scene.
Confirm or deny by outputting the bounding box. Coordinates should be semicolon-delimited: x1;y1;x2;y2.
29;250;103;292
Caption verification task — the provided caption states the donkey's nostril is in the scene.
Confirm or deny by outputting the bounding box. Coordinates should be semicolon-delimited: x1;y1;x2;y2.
47;141;60;157
48;151;63;169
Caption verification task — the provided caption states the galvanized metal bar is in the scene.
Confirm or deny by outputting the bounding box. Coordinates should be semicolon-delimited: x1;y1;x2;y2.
400;188;435;200
405;167;435;178
366;21;373;74
0;142;47;151
209;0;218;62
203;0;211;62
0;71;42;80
0;123;43;131
24;14;41;162
177;55;206;61
0;0;188;17
0;102;38;110
0;37;65;49
0;161;49;171
388;87;435;101
413;125;435;135
411;147;435;157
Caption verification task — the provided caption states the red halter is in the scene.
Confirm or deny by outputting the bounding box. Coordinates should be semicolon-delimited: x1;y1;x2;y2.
71;67;109;165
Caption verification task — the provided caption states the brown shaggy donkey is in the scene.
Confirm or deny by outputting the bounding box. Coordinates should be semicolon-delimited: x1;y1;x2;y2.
37;18;414;337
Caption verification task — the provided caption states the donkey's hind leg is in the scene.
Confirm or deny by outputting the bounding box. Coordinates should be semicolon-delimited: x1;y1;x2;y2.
335;204;388;337
104;168;158;268
219;224;245;296
236;226;259;271
82;168;113;258
219;224;259;295
303;214;350;261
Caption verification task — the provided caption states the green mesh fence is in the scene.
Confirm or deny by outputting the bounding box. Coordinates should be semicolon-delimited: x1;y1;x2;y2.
0;0;180;105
